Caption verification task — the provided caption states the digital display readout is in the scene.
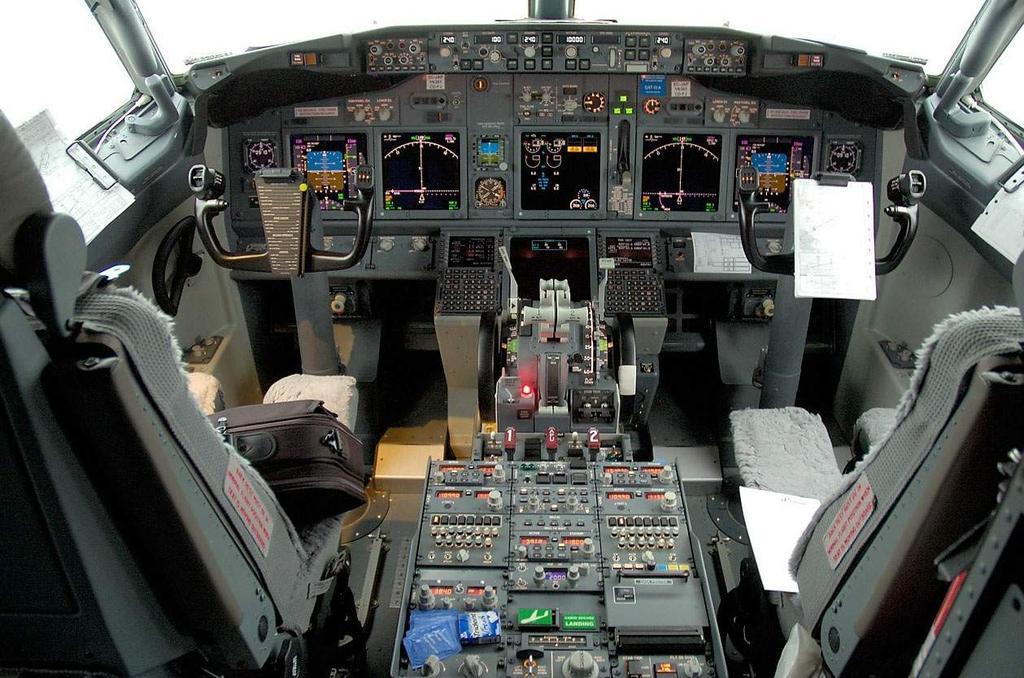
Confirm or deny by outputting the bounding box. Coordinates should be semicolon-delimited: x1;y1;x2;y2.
640;133;721;213
644;492;666;500
562;537;587;546
520;536;549;545
474;490;494;498
447;236;495;268
436;491;462;499
290;133;367;210
429;586;454;595
381;132;461;211
466;587;486;596
604;236;654;268
544;568;568;581
607;492;633;501
735;135;815;213
521;131;602;211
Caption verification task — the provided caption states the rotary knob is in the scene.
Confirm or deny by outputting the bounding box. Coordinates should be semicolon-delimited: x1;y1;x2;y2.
562;650;599;678
492;463;506;482
330;293;347;315
528;493;542;510
642;550;657;569
456;548;470;563
580;537;595;557
661;490;678;512
417;584;435;610
516;545;529;559
567;494;580;510
481;585;498;610
524;46;537;58
533;565;547;583
378;107;393;122
431;471;445;484
487;489;503;512
378;236;395;252
411;236;429;252
712;107;727;124
461;655;487;678
567;564;581;584
660;465;676;485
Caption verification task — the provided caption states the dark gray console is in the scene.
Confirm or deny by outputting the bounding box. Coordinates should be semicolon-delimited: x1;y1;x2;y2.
390;459;719;678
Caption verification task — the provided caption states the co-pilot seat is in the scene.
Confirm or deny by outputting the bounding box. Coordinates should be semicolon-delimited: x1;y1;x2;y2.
730;296;1024;672
0;110;349;674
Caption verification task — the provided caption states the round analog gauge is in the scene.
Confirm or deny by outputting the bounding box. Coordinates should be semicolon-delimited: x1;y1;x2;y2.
826;140;863;175
243;138;277;174
643;97;662;115
474;177;507;208
582;91;607;114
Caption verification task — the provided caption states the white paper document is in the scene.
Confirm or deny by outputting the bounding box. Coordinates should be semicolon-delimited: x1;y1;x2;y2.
739;485;821;593
793;179;876;300
16;110;134;243
690;231;752;274
971;167;1024;264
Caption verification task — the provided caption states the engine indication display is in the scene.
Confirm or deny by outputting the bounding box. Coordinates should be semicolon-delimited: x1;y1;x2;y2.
640;133;722;213
735;135;815;213
291;134;367;210
381;132;461;211
520;131;602;211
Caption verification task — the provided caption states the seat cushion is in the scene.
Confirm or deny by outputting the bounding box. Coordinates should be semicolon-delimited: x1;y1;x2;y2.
264;373;358;430
731;407;843;501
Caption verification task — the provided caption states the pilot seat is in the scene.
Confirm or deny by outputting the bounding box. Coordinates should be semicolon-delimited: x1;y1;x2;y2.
0;110;365;676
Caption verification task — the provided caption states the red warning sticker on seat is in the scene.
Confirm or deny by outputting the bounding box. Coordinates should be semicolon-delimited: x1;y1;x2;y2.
823;475;875;569
224;456;274;557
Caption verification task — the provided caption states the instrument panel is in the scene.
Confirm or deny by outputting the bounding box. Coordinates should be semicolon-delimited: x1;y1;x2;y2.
221;25;885;281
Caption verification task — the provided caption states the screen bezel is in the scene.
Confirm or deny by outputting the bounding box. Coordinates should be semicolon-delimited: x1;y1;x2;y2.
284;128;370;222
514;127;608;220
288;131;370;215
375;128;468;220
727;130;821;222
633;128;728;222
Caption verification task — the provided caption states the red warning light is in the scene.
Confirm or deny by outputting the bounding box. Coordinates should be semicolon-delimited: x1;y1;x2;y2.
521;384;534;397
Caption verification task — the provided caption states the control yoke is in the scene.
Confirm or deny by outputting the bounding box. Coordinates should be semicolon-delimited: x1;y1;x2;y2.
188;164;375;275
735;167;926;276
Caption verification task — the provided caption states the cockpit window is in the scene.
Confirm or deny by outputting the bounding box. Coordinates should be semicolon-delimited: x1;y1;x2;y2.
134;0;981;75
1;3;134;136
978;31;1023;126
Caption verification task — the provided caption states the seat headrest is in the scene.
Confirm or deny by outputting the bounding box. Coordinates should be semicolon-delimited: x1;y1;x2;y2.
0;110;53;277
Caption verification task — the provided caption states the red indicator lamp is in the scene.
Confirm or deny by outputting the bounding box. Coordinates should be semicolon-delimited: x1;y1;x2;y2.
520;384;534;398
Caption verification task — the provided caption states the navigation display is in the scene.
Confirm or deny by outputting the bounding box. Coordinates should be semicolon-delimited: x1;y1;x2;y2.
447;236;495;268
735;135;815;213
640;133;722;213
381;132;461;211
520;131;602;211
510;236;591;301
604;237;654;268
290;133;368;210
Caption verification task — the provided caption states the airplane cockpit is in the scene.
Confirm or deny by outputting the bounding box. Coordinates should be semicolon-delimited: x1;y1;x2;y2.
3;1;1024;676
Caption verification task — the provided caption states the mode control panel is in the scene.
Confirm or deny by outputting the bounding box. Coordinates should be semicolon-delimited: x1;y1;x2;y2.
393;460;716;677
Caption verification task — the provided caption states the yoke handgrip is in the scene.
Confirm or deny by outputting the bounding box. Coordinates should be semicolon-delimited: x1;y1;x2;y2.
735;166;794;275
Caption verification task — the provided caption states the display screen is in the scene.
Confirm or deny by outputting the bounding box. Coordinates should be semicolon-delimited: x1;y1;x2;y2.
477;136;506;168
290;133;367;210
604;236;653;269
520;131;602;211
520;536;549;545
510;236;591;302
640;133;722;213
735;135;815;213
544;568;568;581
436;490;462;499
447;236;495;268
381;132;461;211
